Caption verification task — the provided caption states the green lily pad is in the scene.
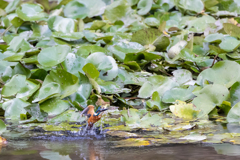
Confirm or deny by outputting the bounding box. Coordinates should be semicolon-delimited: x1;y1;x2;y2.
2;74;40;100
24;104;48;122
146;91;166;111
82;63;100;79
16;3;48;21
48;16;76;33
230;82;240;107
219;37;240;52
76;45;107;58
86;52;118;81
223;23;240;38
64;0;106;19
204;33;225;43
162;86;196;103
39;69;79;99
2;98;30;120
131;28;170;51
227;102;240;123
104;0;130;23
193;84;229;117
108;41;145;62
176;0;204;13
137;0;153;15
38;45;70;67
40;98;69;116
48;110;83;123
0;120;6;135
138;75;178;98
197;61;240;88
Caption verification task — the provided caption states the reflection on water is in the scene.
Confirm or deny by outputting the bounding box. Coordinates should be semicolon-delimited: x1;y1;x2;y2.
0;139;240;160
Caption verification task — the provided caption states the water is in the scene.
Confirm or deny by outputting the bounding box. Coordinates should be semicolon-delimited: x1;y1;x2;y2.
1;138;240;160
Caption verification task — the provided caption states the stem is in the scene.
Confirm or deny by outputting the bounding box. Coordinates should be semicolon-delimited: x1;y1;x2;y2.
211;54;218;68
0;24;13;37
60;63;64;70
194;62;200;71
158;69;173;77
123;97;140;100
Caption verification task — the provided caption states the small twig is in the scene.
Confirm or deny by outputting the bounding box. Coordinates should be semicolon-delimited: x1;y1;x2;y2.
158;69;173;76
127;108;131;117
0;24;13;37
123;97;140;100
60;63;64;70
19;61;25;68
194;62;201;71
211;54;218;67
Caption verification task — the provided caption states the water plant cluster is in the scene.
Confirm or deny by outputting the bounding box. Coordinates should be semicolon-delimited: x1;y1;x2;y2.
1;0;240;136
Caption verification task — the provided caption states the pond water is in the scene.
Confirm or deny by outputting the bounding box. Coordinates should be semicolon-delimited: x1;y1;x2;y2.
1;138;240;160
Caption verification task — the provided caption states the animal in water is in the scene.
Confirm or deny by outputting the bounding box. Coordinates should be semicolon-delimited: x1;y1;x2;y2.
80;105;108;128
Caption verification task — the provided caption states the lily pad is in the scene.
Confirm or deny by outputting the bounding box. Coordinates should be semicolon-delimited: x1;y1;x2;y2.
192;84;229;117
227;102;240;123
131;28;170;51
138;75;178;98
197;61;240;88
170;100;200;120
2;98;30;120
38;45;70;67
16;3;48;21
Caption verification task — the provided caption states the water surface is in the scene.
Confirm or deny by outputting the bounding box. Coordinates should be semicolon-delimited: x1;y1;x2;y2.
1;138;240;160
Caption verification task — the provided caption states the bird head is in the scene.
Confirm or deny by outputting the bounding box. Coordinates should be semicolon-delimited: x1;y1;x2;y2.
94;106;108;116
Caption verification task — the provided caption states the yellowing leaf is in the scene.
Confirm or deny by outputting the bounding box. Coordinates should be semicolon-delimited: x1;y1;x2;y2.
170;100;200;120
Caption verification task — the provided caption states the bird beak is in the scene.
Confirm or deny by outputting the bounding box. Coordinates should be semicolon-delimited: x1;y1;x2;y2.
98;108;108;113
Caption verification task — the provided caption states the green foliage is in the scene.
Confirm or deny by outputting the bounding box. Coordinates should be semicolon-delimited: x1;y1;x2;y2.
1;0;240;127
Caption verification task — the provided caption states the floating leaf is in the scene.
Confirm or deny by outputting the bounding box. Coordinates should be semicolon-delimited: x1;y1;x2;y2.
86;52;118;81
16;3;48;21
2;74;40;100
108;41;145;62
82;63;100;79
227;102;240;123
162;86;196;103
193;84;229;117
223;23;240;38
197;61;240;88
219;37;240;52
25;104;48;122
138;75;178;98
176;0;204;13
40;98;69;116
48;16;76;33
146;91;166;111
104;0;130;22
38;69;79;99
38;45;70;67
230;82;240;107
2;98;30;120
137;0;153;15
131;28;170;51
170;100;200;120
0;120;6;135
64;0;106;19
